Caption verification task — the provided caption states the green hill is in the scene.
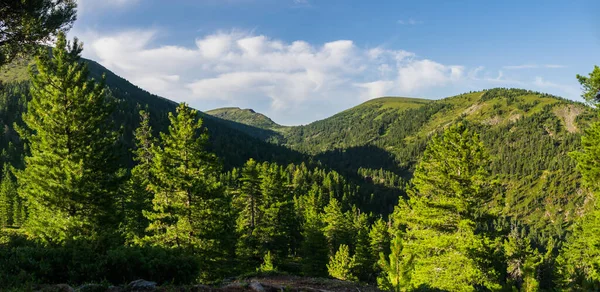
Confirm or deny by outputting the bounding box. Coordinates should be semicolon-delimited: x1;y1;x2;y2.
206;107;285;130
209;88;594;236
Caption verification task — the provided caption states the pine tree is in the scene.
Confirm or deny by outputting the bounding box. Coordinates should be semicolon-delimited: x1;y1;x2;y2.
17;32;121;242
143;103;227;256
327;244;357;281
393;122;501;291
0;165;16;227
124;109;156;240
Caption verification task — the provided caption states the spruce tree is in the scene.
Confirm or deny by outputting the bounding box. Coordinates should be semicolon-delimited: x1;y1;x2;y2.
17;32;121;242
393;122;501;291
143;103;227;255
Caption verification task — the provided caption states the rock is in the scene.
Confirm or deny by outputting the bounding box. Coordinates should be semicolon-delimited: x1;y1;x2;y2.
249;282;265;292
127;279;157;291
75;284;106;292
260;283;284;292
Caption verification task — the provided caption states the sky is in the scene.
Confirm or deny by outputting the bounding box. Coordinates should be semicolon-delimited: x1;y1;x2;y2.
71;0;600;125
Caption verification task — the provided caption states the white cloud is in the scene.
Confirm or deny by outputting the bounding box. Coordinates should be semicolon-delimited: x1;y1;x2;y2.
73;28;577;125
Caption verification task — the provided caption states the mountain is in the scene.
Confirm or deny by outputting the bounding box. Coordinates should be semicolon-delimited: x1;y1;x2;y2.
0;57;306;171
206;107;285;130
208;88;594;237
1;54;594;238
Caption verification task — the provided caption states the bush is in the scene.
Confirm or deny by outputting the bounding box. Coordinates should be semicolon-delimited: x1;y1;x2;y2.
0;235;201;287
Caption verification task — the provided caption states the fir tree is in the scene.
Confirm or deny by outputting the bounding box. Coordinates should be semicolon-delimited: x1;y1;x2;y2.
17;32;121;242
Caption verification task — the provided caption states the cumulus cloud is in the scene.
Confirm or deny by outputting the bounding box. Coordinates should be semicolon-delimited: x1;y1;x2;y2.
73;29;574;124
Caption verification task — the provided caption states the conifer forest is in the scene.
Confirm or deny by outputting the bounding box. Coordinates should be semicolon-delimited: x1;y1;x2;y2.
2;1;600;291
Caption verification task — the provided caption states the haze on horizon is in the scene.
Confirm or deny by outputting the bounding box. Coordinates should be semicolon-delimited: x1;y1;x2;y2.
72;0;600;125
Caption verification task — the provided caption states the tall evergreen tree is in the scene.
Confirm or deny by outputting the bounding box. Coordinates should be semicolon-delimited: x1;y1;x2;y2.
124;109;156;240
143;103;227;254
393;122;501;291
234;158;263;263
17;32;121;242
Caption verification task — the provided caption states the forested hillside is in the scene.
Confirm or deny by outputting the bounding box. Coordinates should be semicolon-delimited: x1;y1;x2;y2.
210;89;593;236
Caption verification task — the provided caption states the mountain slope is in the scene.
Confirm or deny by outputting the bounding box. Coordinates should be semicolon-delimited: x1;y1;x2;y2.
208;88;594;237
0;57;306;171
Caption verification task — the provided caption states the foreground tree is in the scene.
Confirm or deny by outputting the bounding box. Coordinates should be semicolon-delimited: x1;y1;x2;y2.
0;0;77;67
393;122;501;291
17;32;121;242
143;103;233;274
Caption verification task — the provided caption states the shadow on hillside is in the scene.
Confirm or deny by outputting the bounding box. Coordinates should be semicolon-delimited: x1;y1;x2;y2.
314;144;411;178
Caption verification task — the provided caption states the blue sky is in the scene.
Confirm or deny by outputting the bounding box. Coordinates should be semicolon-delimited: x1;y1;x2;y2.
72;0;600;125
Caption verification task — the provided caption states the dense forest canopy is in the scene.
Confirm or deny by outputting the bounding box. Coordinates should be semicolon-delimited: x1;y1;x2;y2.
2;2;600;291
